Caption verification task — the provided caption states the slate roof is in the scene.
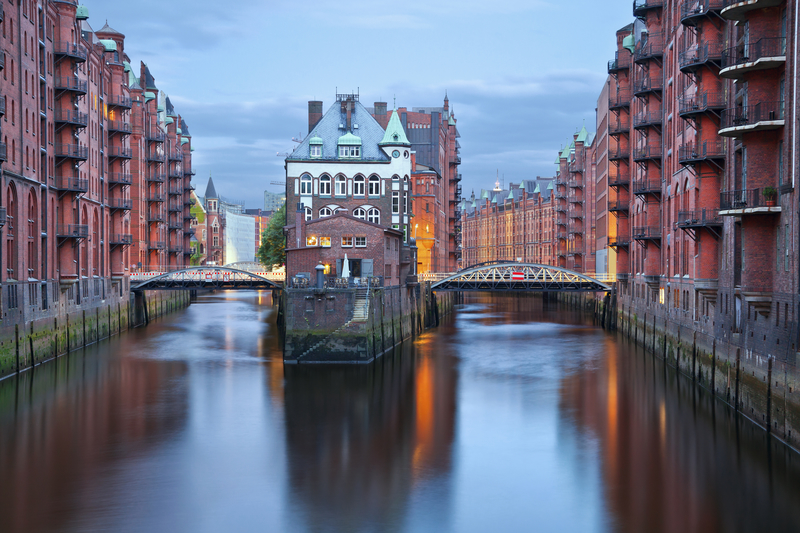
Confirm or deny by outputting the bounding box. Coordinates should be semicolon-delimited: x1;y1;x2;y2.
287;100;390;162
97;20;123;36
166;97;176;117
181;119;191;137
205;176;218;199
143;63;157;90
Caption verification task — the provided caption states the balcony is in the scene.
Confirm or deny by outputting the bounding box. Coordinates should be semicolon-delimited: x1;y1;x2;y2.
108;172;132;185
633;76;662;97
720;38;786;78
634;33;664;63
633;110;662;129
555;206;567;214
57;224;89;239
107;120;131;134
54;109;88;127
633;179;662;195
609;90;631;110
54;76;88;95
149;241;166;250
168;220;183;229
110;234;133;246
609;234;631;248
609;172;630;187
678;140;725;165
609;117;630;135
107;145;132;159
557;231;567;240
719;101;784;137
720;187;781;215
148;212;165;223
184;213;194;221
184;169;197;177
169;246;184;254
569;160;585;173
54;176;88;193
107;95;132;109
633;0;663;18
609;148;630;161
633;145;662;162
147;151;165;162
168;151;183;161
568;194;583;204
55;143;88;160
676;209;723;228
148;173;166;183
108;198;132;211
568;179;584;189
168;168;183;179
681;0;725;25
608;52;631;73
148;192;165;203
721;0;784;21
679;41;723;73
632;226;661;241
168;203;182;213
168;186;182;196
569;209;584;220
678;91;726;119
147;131;166;143
53;41;87;62
609;200;629;214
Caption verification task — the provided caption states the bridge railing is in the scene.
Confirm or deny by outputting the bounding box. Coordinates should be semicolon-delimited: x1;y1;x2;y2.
421;270;617;284
130;265;285;283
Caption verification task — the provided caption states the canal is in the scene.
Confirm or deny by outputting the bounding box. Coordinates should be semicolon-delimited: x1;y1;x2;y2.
1;291;800;532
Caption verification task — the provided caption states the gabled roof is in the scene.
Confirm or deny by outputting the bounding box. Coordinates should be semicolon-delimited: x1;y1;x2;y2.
181;119;191;137
576;125;589;143
166;97;176;117
288;100;390;161
143;63;157;90
380;109;411;146
97;20;123;36
205;176;218;199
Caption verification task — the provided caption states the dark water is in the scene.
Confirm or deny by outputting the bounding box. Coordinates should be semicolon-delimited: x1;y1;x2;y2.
1;292;800;533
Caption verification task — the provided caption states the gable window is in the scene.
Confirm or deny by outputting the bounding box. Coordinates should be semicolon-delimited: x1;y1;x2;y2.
354;207;367;219
354;175;365;196
339;145;360;158
368;208;380;224
319;207;332;217
300;174;312;195
368;175;380;196
335;175;347;196
310;144;321;157
341;235;353;247
355;236;366;247
319;175;331;196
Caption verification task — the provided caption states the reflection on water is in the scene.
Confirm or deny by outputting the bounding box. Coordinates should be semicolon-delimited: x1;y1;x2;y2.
0;292;798;532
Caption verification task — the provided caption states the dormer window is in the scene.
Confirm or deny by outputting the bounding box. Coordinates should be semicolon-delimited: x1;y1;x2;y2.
339;145;360;158
310;145;321;157
337;133;362;159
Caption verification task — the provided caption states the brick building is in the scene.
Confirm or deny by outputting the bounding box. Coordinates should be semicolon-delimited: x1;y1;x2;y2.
201;176;224;265
0;2;193;311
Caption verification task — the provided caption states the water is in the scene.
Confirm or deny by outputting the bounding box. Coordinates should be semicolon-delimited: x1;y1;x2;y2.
1;292;799;533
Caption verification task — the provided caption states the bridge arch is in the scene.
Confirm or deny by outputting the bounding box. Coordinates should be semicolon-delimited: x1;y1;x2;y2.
430;263;612;292
132;266;281;291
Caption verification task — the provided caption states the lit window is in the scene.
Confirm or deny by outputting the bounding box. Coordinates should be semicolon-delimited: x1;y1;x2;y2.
354;207;366;219
354;175;365;196
341;235;353;247
368;208;380;224
355;236;366;247
368;175;380;196
320;207;332;217
310;144;321;157
306;235;318;246
319;175;331;196
320;236;331;247
300;174;312;195
335;175;347;196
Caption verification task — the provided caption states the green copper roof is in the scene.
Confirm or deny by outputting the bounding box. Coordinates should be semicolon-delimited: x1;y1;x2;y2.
471;198;477;208
534;183;541;194
123;61;131;73
176;128;182;135
181;137;190;145
309;136;323;145
379;110;411;146
157;104;165;112
76;5;89;19
448;114;456;126
337;132;362;146
98;39;116;52
165;117;174;125
481;190;489;199
623;33;635;54
547;182;554;190
144;92;156;102
507;190;514;200
576;125;589;143
559;144;571;159
491;195;498;204
519;181;525;190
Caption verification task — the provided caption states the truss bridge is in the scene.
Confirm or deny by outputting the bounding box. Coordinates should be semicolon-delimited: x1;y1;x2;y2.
131;267;282;292
429;262;613;292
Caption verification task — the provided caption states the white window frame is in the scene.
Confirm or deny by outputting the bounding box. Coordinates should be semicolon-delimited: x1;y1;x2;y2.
353;175;365;196
338;145;360;158
341;235;353;247
319;175;331;196
355;236;366;247
300;174;312;195
392;191;400;214
368;175;380;196
335;175;347;196
304;207;312;221
319;207;332;217
353;207;367;219
310;144;321;157
368;208;380;224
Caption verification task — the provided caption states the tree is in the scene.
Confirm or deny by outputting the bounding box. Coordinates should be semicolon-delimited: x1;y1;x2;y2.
257;203;286;269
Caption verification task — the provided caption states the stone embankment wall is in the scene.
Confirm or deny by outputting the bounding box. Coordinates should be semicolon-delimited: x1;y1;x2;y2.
0;279;190;380
283;282;454;364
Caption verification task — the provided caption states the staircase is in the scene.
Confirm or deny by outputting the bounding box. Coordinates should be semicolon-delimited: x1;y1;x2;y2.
297;289;371;360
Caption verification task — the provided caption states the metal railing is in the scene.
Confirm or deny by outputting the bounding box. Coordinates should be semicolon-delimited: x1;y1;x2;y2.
148;152;165;162
609;148;630;160
609;118;630;134
633;110;662;128
720;187;778;210
722;37;787;69
677;140;725;163
107;95;132;108
107;145;132;159
148;193;165;203
680;0;725;22
608;52;631;72
149;241;166;250
634;0;663;16
55;176;88;192
55;143;88;159
54;76;87;93
609;89;631;109
633;76;663;95
634;33;664;62
633;145;662;161
108;172;132;185
107;120;131;133
720;101;784;129
678;40;723;70
57;224;89;238
633;179;662;194
678;91;726;115
676;208;722;226
109;198;132;210
608;200;629;212
609;234;631;247
148;173;166;183
632;226;661;239
148;212;165;222
110;234;133;245
54;109;88;126
147;131;166;142
53;41;87;61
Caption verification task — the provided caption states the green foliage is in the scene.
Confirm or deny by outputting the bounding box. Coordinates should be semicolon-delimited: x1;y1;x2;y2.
257;203;286;269
190;253;203;266
190;202;205;224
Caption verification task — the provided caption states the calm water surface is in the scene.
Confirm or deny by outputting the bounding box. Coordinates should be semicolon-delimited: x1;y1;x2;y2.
1;292;799;532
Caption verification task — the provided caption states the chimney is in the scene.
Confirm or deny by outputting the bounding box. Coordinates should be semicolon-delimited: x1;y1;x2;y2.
295;203;304;249
374;102;387;116
308;101;323;133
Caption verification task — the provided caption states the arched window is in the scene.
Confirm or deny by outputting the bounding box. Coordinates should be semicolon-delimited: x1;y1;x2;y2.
392;174;400;181
300;174;312;195
335;174;347;196
353;207;366;219
304;206;312;221
368;175;380;196
6;184;17;279
319;174;331;196
353;175;365;196
320;207;332;217
368;208;380;224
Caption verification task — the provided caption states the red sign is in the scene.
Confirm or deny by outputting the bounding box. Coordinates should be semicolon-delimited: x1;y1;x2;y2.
512;272;524;281
205;272;212;280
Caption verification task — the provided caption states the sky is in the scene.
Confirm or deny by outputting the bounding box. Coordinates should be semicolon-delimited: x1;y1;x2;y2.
85;0;635;208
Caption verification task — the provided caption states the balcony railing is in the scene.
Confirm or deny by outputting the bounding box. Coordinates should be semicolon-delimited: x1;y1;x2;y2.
110;234;133;245
108;198;132;210
720;101;784;132
53;41;87;62
148;151;165;162
149;241;166;250
168;151;183;161
148;212;165;223
609;172;630;187
148;173;166;183
609;200;629;212
634;33;664;62
681;0;725;24
54;76;88;94
676;209;722;227
721;37;787;70
54;109;88;126
57;224;89;238
168;168;183;179
633;110;662;129
609;148;630;161
168;203;182;212
108;172;132;185
633;179;661;195
55;176;88;193
720;187;779;211
169;246;184;254
0;142;7;162
633;145;662;161
633;0;664;17
55;143;88;160
609;234;631;247
678;40;723;71
107;120;132;134
168;186;182;196
569;160;585;173
107;145;132;159
568;179;584;188
677;140;725;164
633;76;663;96
147;131;166;143
148;193;165;203
609;118;630;134
678;91;726;117
608;52;631;73
168;220;183;229
609;89;631;109
107;95;132;108
632;226;661;240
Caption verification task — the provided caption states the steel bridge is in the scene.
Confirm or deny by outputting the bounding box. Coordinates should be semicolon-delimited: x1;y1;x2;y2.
430;262;613;292
131;267;281;292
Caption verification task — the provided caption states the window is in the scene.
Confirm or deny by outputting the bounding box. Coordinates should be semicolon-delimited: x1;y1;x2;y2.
320;236;331;247
335;175;346;196
319;175;331;195
368;208;380;224
304;207;312;221
392;191;400;213
310;144;321;157
392;174;399;181
354;207;366;219
354;175;365;196
341;235;353;247
320;207;332;217
306;235;318;246
213;236;219;246
355;236;366;247
212;223;219;233
403;193;408;214
369;175;380;196
339;145;360;158
300;174;312;195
